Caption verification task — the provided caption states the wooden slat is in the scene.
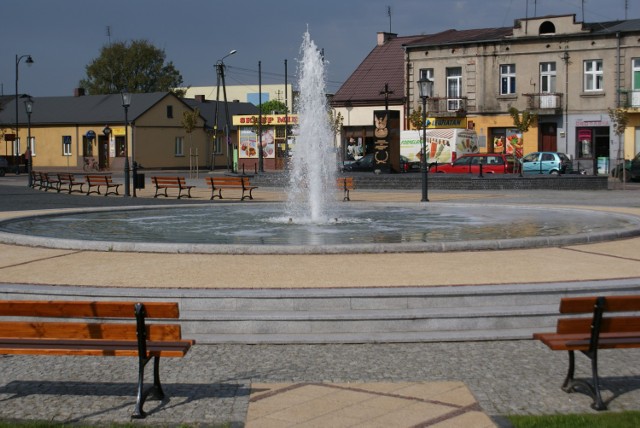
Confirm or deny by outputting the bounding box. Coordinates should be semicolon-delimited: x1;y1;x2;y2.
557;316;640;334
559;295;640;314
533;332;640;350
0;322;183;341
0;301;179;319
0;339;193;357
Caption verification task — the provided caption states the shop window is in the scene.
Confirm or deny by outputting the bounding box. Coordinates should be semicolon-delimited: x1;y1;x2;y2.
500;64;516;95
115;136;126;157
584;60;603;92
62;136;72;156
577;128;593;158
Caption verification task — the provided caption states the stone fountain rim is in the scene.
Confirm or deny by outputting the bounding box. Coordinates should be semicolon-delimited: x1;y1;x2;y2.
1;202;639;255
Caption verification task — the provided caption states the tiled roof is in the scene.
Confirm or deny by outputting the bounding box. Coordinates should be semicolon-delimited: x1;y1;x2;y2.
404;27;513;48
331;34;424;106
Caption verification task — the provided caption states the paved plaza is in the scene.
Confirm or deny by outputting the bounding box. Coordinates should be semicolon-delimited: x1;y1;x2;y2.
0;173;639;426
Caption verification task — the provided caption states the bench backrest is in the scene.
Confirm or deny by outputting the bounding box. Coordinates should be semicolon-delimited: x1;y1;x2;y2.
556;295;640;335
0;300;182;341
57;173;75;181
337;177;354;189
152;176;187;186
86;175;112;184
206;176;249;186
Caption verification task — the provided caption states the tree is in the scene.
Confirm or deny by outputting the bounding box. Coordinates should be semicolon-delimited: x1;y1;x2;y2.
80;40;184;95
259;100;288;114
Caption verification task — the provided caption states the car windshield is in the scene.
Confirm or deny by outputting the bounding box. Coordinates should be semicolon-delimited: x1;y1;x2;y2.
558;153;571;162
453;157;471;166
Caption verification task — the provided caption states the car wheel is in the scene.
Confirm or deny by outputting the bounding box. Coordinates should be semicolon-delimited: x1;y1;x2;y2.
0;169;5;177
549;170;559;175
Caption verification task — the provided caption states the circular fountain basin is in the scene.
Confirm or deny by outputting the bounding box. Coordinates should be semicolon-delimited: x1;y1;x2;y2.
1;202;639;254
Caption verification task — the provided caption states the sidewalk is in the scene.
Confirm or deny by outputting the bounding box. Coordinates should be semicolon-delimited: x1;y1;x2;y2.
0;176;639;426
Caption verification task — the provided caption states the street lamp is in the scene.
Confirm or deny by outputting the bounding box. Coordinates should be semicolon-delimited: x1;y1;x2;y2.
213;49;237;172
24;96;33;187
417;77;433;202
121;89;131;197
15;54;34;175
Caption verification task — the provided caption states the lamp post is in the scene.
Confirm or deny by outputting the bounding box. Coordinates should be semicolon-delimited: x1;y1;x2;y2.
24;96;33;187
121;90;131;197
214;49;237;172
15;54;34;175
417;77;433;202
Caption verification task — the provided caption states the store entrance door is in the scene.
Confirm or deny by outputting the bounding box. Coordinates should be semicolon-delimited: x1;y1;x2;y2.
539;122;557;152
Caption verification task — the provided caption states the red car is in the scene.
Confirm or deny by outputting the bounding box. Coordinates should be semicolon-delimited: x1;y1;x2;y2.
430;153;515;174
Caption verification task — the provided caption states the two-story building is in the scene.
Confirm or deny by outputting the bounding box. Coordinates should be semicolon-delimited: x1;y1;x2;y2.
332;15;640;175
403;14;640;174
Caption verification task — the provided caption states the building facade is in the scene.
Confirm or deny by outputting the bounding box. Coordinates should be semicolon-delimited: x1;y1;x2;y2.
404;15;640;174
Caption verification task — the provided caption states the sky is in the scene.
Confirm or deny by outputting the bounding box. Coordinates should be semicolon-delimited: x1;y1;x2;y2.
2;0;639;98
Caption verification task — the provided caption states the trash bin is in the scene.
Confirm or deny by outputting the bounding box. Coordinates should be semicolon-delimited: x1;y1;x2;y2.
134;173;145;189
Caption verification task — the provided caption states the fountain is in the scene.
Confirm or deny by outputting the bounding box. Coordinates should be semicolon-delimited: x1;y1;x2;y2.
1;31;640;254
285;30;337;223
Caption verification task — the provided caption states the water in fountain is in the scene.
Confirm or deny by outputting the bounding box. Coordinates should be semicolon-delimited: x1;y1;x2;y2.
285;30;337;223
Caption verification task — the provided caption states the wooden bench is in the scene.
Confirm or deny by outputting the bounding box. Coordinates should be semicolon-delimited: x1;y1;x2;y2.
533;295;640;410
337;177;355;201
86;174;121;196
205;176;257;201
151;176;194;199
41;172;61;192
0;300;194;419
57;172;85;194
30;171;44;189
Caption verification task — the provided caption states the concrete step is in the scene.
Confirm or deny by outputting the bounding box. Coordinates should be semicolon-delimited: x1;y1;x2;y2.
1;279;639;344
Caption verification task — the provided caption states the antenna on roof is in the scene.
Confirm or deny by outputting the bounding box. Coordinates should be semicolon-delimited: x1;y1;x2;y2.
387;5;392;33
582;0;585;22
106;25;112;45
625;0;628;19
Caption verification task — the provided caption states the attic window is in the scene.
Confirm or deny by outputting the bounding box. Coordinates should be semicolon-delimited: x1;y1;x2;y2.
539;21;556;35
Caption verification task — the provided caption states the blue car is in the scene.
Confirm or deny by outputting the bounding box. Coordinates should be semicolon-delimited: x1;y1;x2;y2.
520;152;572;175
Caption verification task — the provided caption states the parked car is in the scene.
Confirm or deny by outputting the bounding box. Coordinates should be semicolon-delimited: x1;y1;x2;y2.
400;155;421;173
520;152;572;175
429;153;515;174
611;152;640;182
0;157;7;176
342;153;375;172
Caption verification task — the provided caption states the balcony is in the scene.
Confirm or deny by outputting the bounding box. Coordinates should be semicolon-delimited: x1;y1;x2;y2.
426;97;468;116
523;93;563;115
619;90;640;108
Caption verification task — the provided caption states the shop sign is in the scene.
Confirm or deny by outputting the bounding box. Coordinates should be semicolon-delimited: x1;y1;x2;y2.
427;117;468;129
233;114;298;126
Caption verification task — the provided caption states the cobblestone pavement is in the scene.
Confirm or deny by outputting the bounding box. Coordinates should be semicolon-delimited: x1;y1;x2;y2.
1;341;639;426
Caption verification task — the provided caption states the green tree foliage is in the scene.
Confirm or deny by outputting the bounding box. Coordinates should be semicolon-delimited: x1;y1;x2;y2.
80;40;184;95
259;100;288;114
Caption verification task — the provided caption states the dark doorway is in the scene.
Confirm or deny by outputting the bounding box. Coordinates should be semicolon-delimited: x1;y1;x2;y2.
539;122;557;152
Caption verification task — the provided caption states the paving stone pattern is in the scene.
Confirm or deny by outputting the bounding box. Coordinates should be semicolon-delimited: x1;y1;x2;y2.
1;341;639;426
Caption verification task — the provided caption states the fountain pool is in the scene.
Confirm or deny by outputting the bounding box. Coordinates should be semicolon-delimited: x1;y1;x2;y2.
1;202;639;254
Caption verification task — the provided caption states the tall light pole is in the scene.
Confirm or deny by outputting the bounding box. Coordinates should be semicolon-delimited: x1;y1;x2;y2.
15;54;34;175
417;77;433;202
121;89;131;197
24;96;33;187
213;49;237;172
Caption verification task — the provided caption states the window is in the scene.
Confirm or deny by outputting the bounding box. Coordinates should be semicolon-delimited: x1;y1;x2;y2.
175;136;184;156
500;64;516;95
632;58;640;107
28;137;35;157
167;105;174;118
62;136;72;156
584;60;603;92
12;138;20;156
419;68;434;82
446;67;462;111
540;62;556;93
83;136;93;156
115;136;126;157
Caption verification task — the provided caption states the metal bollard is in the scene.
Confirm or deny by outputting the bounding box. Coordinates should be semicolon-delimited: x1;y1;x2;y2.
478;162;483;178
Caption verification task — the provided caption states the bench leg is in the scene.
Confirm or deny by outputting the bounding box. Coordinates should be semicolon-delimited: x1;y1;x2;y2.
561;350;607;411
132;355;165;418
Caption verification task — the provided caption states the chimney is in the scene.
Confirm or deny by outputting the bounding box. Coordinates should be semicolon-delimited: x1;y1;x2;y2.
195;95;205;102
377;32;398;46
74;87;86;97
